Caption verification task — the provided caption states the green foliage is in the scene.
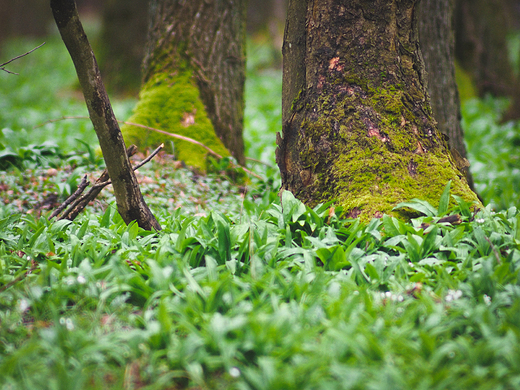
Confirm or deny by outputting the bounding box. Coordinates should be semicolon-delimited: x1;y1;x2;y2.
243;40;282;170
1;186;520;389
0;35;136;154
463;96;520;210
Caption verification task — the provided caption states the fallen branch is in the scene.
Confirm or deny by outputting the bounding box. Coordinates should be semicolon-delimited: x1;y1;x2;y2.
35;116;263;179
1;42;46;74
50;174;89;218
54;144;163;222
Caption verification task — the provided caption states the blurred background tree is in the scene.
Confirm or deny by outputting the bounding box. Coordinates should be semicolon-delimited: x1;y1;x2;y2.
0;0;102;50
98;0;147;95
454;0;520;120
418;0;475;189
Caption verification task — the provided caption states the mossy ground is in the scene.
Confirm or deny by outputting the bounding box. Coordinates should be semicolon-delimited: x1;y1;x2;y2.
121;70;229;171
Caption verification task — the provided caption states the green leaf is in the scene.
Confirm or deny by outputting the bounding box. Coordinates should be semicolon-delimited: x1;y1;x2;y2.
421;225;440;257
438;181;451;216
281;190;307;223
394;199;438;217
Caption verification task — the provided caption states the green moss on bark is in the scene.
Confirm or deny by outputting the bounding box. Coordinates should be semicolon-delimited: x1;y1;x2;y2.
121;70;229;171
297;83;480;221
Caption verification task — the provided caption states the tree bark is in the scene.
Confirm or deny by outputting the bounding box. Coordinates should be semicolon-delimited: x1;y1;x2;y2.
277;0;480;220
122;0;247;170
98;0;147;94
50;0;161;231
455;0;516;98
418;0;475;190
0;0;51;45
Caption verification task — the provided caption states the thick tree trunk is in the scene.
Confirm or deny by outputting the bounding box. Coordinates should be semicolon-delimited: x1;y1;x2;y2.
277;0;479;220
51;0;161;231
122;0;247;169
418;0;475;190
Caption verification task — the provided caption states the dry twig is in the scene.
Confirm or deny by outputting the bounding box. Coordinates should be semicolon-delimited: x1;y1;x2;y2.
54;144;163;221
1;42;46;75
35;116;263;179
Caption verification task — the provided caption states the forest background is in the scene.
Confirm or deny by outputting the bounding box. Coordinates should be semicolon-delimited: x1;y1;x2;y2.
1;0;520;389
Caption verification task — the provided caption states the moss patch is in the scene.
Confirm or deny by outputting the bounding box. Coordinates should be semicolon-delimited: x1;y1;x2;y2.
455;61;477;104
121;70;229;171
331;147;479;220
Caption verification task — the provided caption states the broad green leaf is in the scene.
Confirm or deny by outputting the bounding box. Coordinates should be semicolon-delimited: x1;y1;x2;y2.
394;199;438;217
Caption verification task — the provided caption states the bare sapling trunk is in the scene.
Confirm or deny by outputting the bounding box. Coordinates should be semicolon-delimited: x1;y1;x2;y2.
50;0;161;231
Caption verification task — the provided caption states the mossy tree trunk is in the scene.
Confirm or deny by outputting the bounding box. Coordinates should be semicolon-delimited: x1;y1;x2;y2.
418;0;475;190
277;0;480;220
122;0;247;169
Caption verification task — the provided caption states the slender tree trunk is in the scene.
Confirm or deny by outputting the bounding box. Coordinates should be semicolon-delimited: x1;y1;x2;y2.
122;0;247;169
418;0;475;190
277;0;479;220
51;0;161;231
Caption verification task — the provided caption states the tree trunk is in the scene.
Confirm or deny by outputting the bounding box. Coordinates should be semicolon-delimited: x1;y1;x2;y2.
98;0;147;94
0;0;51;48
455;0;516;98
277;0;480;220
121;0;247;170
51;0;161;231
418;0;475;190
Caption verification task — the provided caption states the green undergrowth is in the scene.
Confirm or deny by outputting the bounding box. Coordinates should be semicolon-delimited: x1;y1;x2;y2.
1;188;520;389
463;96;520;210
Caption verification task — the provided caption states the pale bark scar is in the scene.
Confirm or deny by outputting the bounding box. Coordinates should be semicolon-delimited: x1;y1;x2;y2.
329;57;344;71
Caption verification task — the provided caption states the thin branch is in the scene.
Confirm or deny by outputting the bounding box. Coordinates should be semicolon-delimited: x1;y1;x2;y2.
58;145;138;221
35;116;263;179
124;121;224;159
55;145;165;221
484;236;502;264
33;115;89;127
133;143;164;171
0;261;38;293
246;157;275;169
0;42;46;75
